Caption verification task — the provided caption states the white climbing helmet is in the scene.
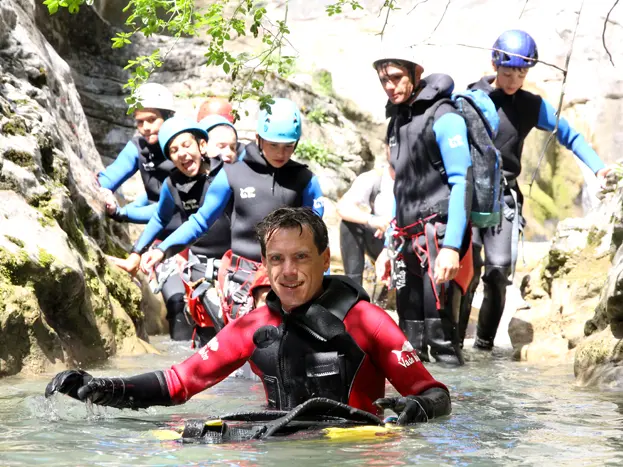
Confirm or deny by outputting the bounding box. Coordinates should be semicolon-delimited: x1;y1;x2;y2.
134;83;176;113
372;40;424;78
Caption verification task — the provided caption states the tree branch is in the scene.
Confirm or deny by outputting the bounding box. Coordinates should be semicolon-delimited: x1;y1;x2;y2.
417;0;451;45
408;0;431;15
420;42;566;73
378;1;398;38
519;0;529;19
602;0;619;67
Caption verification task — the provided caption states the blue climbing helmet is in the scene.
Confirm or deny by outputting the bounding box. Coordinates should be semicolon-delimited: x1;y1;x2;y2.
492;30;538;68
199;114;238;137
158;116;208;159
256;98;302;143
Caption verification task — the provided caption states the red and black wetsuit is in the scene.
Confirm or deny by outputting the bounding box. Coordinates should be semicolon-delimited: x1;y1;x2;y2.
163;276;447;415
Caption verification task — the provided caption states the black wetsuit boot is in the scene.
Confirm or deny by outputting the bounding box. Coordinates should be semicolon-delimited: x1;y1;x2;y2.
161;273;194;341
474;269;510;350
426;285;464;366
403;320;429;363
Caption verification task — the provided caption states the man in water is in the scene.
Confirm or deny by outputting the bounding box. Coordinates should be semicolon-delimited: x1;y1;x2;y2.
45;207;451;424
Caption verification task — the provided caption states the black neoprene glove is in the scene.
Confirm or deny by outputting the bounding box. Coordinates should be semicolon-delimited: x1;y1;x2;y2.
45;369;172;410
373;387;451;425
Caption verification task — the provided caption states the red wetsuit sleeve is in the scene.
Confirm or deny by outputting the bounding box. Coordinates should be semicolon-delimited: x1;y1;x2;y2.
345;301;448;396
163;306;281;404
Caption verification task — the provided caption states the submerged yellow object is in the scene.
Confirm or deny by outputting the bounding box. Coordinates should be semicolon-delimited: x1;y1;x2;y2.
322;424;401;441
151;430;183;441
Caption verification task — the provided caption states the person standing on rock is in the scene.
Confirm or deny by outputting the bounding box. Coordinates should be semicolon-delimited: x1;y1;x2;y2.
140;98;325;321
115;115;239;344
96;83;178;227
337;144;394;286
45;207;451;425
459;30;611;351
373;50;474;366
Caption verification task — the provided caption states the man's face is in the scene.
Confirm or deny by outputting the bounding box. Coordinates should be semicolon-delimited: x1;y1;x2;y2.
206;126;238;164
257;137;297;168
262;226;330;312
494;65;529;96
167;132;206;177
135;109;165;145
377;64;415;105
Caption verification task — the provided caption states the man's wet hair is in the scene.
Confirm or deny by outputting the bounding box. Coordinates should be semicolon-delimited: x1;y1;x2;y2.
256;207;328;257
375;59;417;83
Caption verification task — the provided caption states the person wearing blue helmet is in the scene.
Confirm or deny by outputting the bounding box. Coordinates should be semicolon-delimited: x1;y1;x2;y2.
460;30;611;351
139;98;325;322
116;116;237;342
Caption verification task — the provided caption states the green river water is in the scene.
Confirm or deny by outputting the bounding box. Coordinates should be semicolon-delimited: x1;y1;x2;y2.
1;336;622;466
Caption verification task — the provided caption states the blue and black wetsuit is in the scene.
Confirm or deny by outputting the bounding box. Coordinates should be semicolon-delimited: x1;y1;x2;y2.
98;135;181;237
133;157;233;341
155;141;324;262
389;73;472;366
460;75;606;349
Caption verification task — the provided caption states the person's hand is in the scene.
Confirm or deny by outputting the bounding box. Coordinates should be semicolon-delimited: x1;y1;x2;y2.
100;188;118;216
373;396;428;425
368;215;391;239
141;249;165;274
45;369;93;401
45;370;137;409
375;248;391;286
434;247;460;284
108;253;141;277
596;167;613;190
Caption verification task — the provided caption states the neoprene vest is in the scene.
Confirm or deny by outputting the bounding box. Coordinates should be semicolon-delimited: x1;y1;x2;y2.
131;135;181;238
132;135;175;202
390;74;456;228
469;76;542;183
166;158;232;258
250;276;369;411
223;142;315;262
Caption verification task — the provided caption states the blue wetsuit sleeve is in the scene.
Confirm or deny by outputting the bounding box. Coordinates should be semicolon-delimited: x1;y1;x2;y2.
157;170;233;254
433;113;472;250
302;176;324;217
117;193;154;223
98;141;140;192
384;197;397;248
536;99;605;173
133;182;177;253
119;202;158;224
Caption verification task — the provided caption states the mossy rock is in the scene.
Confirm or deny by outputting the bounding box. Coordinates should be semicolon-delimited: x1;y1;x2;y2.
2;117;28;136
3;149;34;168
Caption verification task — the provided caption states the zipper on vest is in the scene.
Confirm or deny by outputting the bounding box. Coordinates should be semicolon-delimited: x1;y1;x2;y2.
296;322;327;342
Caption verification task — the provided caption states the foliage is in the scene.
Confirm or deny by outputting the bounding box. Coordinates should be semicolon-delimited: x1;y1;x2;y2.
312;69;334;97
42;0;386;118
306;107;331;125
296;141;339;167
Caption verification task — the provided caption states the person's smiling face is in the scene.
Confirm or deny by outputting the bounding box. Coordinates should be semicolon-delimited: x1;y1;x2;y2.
262;225;330;312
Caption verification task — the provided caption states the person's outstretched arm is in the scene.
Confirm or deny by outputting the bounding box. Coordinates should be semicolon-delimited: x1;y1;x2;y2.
348;303;451;424
44;309;276;409
97;141;140;192
156;170;233;255
537;99;606;174
132;181;178;254
113;193;156;224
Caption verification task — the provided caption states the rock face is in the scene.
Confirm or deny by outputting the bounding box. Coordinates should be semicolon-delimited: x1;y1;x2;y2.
0;0;159;376
510;181;623;386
